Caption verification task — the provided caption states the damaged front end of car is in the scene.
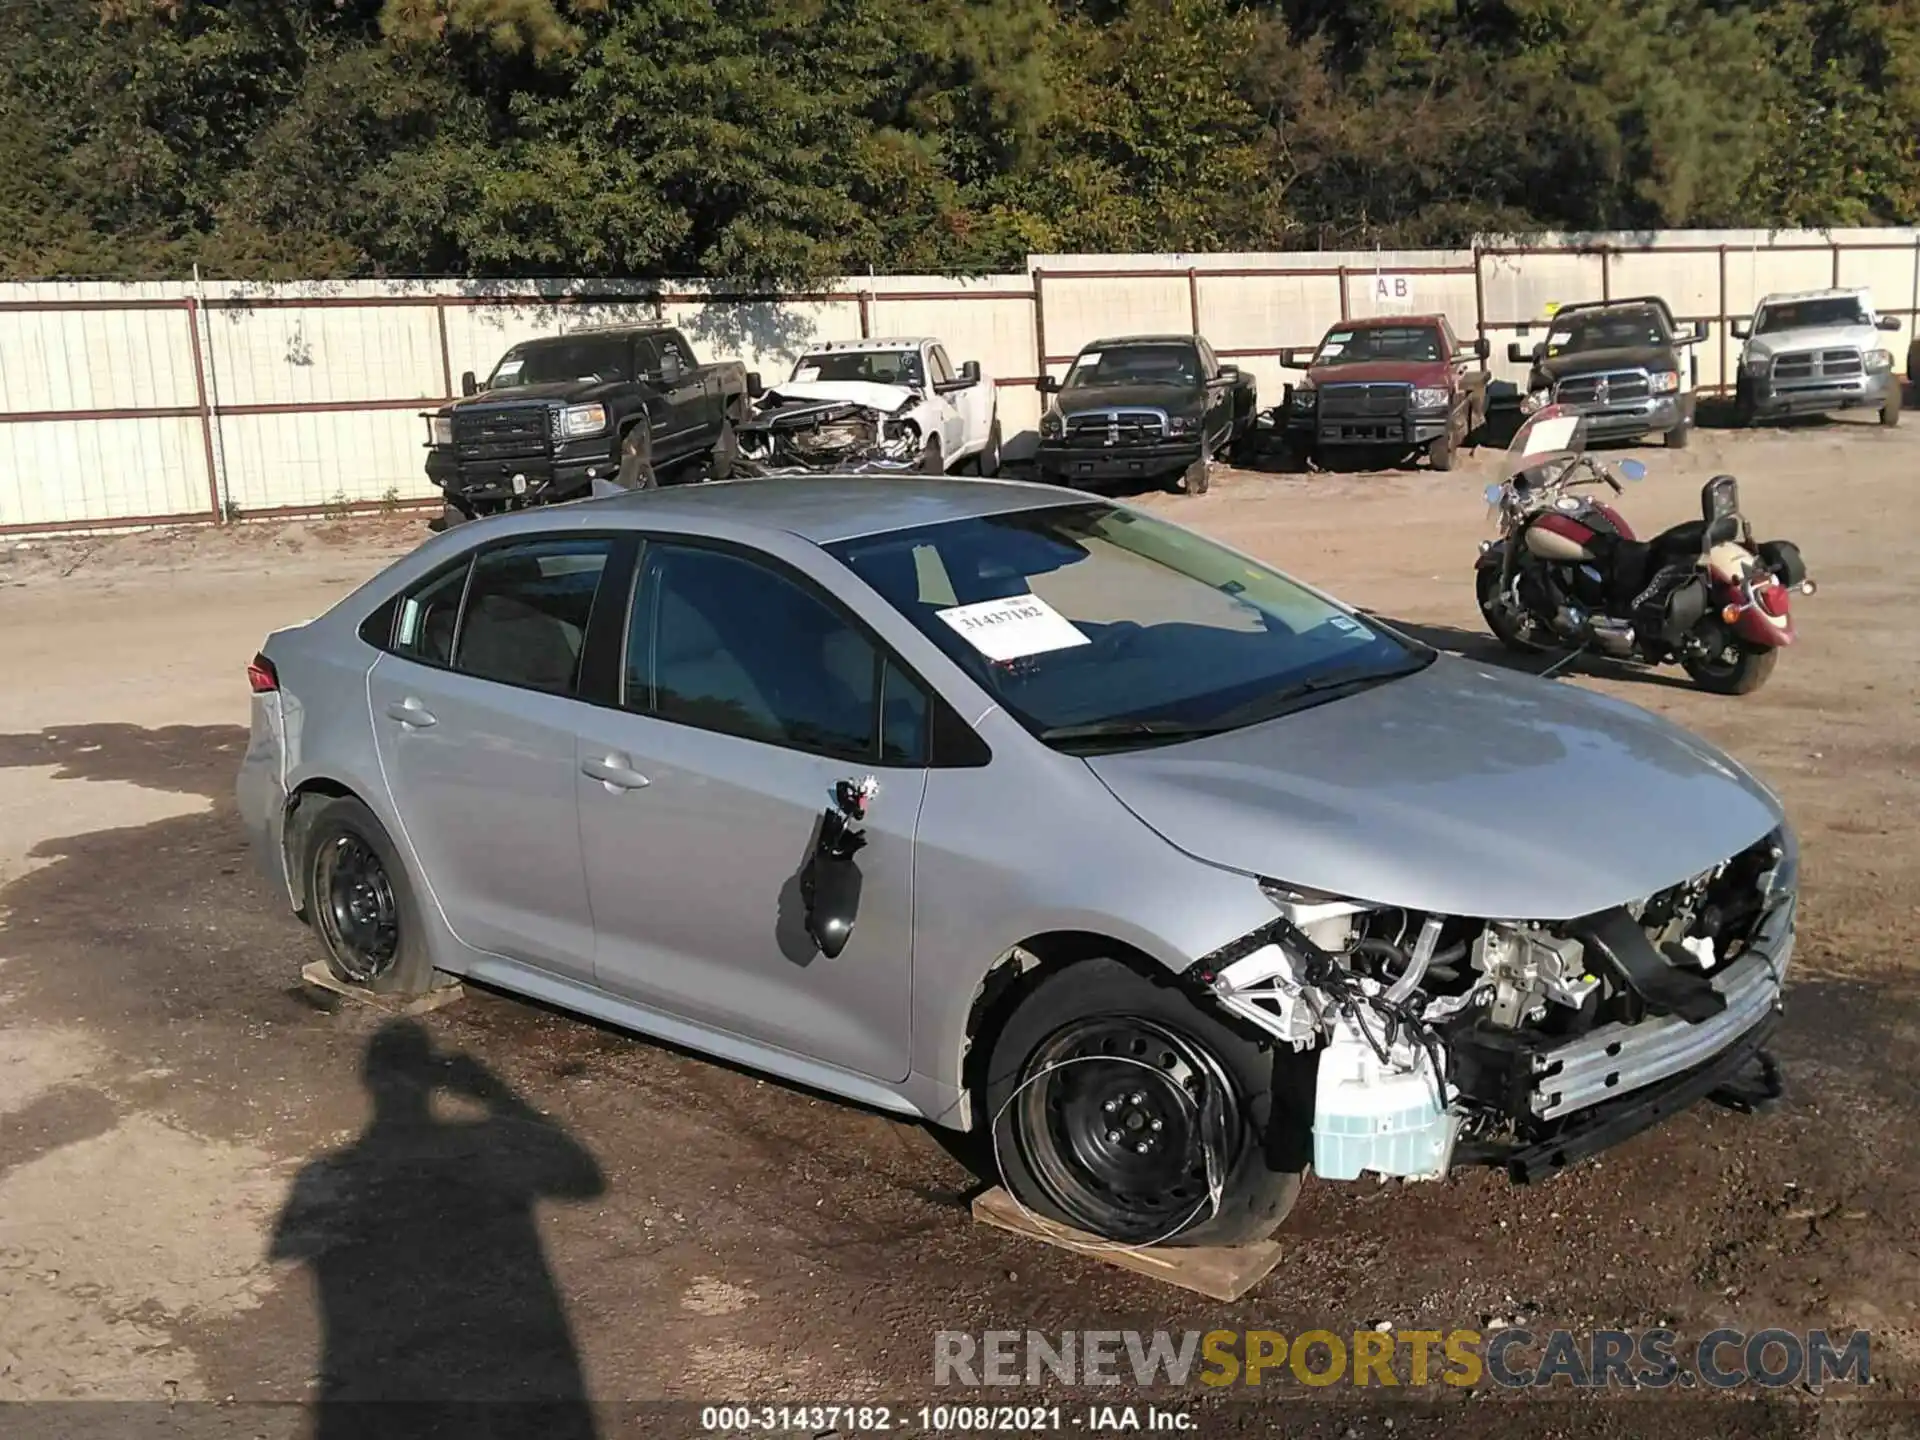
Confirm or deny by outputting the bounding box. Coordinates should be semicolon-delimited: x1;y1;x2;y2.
1191;826;1794;1185
737;394;929;474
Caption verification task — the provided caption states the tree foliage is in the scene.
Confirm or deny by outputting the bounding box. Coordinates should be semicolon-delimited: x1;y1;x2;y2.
4;0;1918;284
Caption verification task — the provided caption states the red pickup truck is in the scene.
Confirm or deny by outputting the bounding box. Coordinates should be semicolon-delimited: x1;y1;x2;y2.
1280;314;1490;471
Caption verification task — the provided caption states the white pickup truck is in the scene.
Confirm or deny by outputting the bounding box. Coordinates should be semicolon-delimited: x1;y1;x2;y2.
1732;288;1903;427
736;336;1002;475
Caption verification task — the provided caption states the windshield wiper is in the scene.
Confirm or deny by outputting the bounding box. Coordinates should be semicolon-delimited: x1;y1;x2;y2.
1208;657;1431;728
1038;718;1228;747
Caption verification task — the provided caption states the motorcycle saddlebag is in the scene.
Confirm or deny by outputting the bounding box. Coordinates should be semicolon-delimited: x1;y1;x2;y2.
1758;539;1806;588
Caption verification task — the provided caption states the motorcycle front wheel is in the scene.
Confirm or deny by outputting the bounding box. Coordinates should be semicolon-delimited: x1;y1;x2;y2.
1683;640;1778;695
1475;565;1550;654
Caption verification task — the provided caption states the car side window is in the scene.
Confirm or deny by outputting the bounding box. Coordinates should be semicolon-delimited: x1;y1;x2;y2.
658;334;693;373
928;346;954;385
632;335;662;379
1197;338;1217;375
629;543;929;764
394;561;472;667
449;539;613;696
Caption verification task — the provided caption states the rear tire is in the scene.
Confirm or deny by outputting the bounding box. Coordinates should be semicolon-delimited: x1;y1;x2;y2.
1683;641;1778;696
299;796;437;995
984;958;1305;1248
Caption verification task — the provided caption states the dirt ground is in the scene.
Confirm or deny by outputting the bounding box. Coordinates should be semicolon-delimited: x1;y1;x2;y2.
2;418;1918;1439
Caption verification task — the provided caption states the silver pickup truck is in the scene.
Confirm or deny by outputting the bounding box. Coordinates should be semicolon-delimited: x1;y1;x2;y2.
1732;288;1903;427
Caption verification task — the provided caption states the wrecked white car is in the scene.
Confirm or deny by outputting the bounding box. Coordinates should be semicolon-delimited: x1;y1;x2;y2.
739;337;1001;476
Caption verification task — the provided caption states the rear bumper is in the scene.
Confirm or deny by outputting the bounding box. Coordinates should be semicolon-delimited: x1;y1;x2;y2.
1035;439;1200;483
1747;368;1895;418
235;694;293;904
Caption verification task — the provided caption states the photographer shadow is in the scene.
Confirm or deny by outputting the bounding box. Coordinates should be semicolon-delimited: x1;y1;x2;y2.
271;1019;606;1439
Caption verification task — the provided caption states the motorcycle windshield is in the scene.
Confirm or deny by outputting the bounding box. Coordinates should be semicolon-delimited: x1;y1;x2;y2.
1506;403;1588;472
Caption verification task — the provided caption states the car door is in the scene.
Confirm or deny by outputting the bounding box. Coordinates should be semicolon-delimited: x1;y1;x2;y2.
925;345;967;460
656;331;715;456
1196;339;1232;446
572;537;929;1082
366;535;621;981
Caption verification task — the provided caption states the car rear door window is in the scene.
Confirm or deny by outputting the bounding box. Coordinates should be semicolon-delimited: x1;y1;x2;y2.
449;539;613;696
393;561;471;666
627;542;913;763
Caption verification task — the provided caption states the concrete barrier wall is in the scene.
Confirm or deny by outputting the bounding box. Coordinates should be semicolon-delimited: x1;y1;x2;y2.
3;229;1916;535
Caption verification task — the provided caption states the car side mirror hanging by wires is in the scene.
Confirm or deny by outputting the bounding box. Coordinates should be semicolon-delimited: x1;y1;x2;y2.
802;776;878;959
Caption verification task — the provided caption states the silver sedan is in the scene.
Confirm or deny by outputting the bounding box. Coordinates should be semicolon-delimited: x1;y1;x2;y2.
238;477;1795;1246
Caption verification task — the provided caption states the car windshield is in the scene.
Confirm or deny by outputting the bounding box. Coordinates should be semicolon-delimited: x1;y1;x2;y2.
1756;297;1869;333
828;503;1430;752
792;350;925;388
1315;325;1442;365
489;337;632;389
1547;308;1668;355
1064;344;1200;389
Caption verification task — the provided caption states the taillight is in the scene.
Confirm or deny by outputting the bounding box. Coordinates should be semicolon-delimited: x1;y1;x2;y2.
247;653;279;693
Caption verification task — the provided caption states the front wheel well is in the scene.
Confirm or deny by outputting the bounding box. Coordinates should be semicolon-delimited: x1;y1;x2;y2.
956;931;1189;1130
283;778;366;916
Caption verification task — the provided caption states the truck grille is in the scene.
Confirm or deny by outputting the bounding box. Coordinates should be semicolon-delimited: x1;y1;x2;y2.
1771;349;1862;382
1317;383;1409;418
1554;370;1650;406
1063;410;1167;446
452;406;552;463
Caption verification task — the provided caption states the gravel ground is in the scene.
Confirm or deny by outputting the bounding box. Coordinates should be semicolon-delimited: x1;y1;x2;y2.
0;418;1916;1438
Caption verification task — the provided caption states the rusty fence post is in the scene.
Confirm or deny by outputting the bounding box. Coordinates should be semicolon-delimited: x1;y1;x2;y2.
183;295;224;522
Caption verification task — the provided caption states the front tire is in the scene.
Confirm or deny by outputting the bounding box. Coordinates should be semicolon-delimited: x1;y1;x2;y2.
976;418;1002;477
709;418;739;480
984;958;1305;1248
615;428;659;490
1179;455;1211;495
921;435;946;475
1684;640;1778;695
1428;431;1456;472
1664;420;1692;450
299;796;436;995
1476;563;1549;653
1881;386;1902;428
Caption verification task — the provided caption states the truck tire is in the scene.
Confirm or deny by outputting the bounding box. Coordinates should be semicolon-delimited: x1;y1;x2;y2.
1428;431;1456;472
922;435;946;474
1734;377;1756;428
1664;420;1692;450
1880;385;1902;428
976;419;1002;477
1179;456;1211;495
983;957;1306;1247
615;428;658;490
709;419;739;480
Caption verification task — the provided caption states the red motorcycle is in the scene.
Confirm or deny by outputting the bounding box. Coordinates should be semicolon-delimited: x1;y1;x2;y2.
1475;405;1814;695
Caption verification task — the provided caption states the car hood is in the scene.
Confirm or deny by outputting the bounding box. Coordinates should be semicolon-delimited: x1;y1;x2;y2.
1057;382;1202;416
1743;324;1876;359
1538;345;1674;380
765;380;918;413
1083;656;1782;921
1309;360;1448;386
444;381;607;411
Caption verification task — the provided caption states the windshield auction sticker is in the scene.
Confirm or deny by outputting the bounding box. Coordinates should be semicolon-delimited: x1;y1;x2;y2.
938;594;1091;663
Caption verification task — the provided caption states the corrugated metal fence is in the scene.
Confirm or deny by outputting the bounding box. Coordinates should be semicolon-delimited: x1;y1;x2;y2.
3;229;1915;535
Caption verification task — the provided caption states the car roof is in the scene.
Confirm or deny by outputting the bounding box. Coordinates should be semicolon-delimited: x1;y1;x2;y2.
1085;334;1201;349
528;475;1093;545
802;337;934;352
1757;288;1869;306
1331;314;1447;330
509;324;668;345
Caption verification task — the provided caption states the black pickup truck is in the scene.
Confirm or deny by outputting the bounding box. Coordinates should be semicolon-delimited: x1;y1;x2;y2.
1508;298;1705;449
423;325;760;524
1033;334;1257;495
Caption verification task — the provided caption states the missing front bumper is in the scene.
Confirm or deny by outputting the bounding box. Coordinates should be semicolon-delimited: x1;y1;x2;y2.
1457;1014;1782;1183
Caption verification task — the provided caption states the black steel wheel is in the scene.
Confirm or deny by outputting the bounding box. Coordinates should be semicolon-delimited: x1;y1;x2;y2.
985;958;1306;1248
299;795;436;994
1683;635;1778;696
1476;563;1550;654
